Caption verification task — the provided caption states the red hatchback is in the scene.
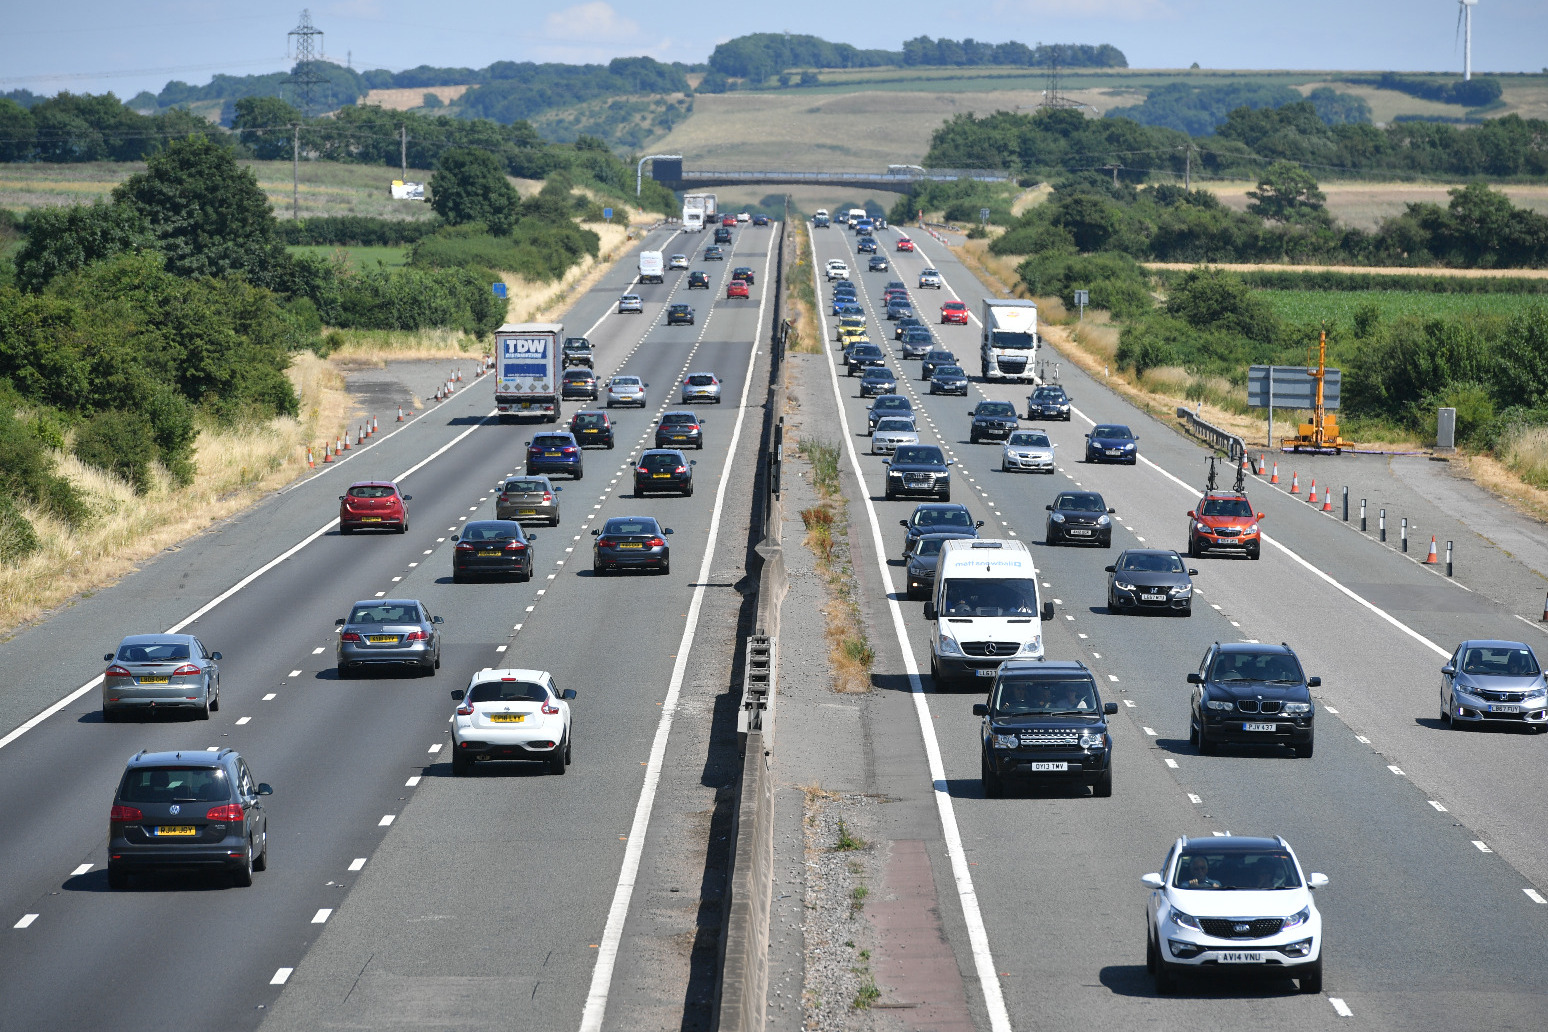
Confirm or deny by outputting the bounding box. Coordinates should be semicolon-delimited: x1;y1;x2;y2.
727;280;750;299
340;481;410;534
941;301;970;325
721;214;736;227
896;238;915;251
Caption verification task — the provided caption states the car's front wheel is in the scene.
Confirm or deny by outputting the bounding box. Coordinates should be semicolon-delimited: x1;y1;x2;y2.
1294;739;1315;759
980;751;1002;798
1093;765;1113;797
1152;935;1176;994
1298;956;1323;994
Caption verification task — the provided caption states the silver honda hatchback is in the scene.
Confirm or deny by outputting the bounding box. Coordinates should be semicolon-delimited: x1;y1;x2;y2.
102;633;222;721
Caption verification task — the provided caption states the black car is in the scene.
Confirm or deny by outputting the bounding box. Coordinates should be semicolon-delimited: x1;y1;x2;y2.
732;266;756;284
845;343;886;376
108;748;273;888
1027;384;1072;421
884;280;908;293
1086;423;1139;464
885;444;953;501
714;226;732;243
921;349;957;379
886;302;915;322
899;503;982;560
666;303;694;326
868;255;890;272
857;237;878;254
561;337;594;369
929;365;970;395
453;519;535;582
867;394;913;432
1188;642;1318;757
894;316;925;340
634;449;695;496
905;531;980;600
592;515;674;574
859;366;898;398
703;247;724;261
526;432;584;479
688;270;711;288
1046;491;1114;546
969;400;1020;443
1105;549;1196;616
561;368;598;400
900;327;936;358
974;661;1117;797
655;411;705;449
568;410;614;449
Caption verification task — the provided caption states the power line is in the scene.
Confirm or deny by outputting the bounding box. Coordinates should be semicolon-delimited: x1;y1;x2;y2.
286;10;327;118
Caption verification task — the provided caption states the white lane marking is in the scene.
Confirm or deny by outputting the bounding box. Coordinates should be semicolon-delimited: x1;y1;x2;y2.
311;648;325;655
406;775;422;787
496;645;507;652
1188;793;1202;804
1211;831;1228;837
270;968;293;985
1388;765;1405;775
1077;632;1088;639
348;858;366;872
71;863;93;877
378;815;395;827
1092;651;1102;659
1230;621;1240;627
1429;800;1448;811
1164;758;1179;768
1123;699;1135;707
1474;840;1493;853
1356;735;1370;744
288;670;301;678
1143;727;1157;737
1330;997;1353;1017
13;914;37;929
1325;706;1339;714
391;576;401;582
374;591;385;598
797;242;1014;1032
428;744;441;754
579;226;770;1032
205;746;219;751
1108;674;1119;682
263;693;276;701
407;562;418;568
311;909;332;924
423;549;433;555
1526;888;1547;904
235;717;251;726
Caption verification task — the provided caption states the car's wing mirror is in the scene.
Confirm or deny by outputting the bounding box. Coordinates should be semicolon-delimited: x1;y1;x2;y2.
335;617;346;625
1108;507;1117;514
432;616;444;624
663;528;674;535
1104;702;1119;715
690;460;697;466
975;520;985;528
900;520;909;528
1188;569;1199;576
591;529;601;536
1041;601;1055;621
105;653;116;662
1045;504;1053;511
1141;873;1165;890
972;704;989;717
1257;512;1266;519
1307;676;1321;687
257;783;274;796
338;495;345;501
401;495;412;501
210;652;222;662
1187;673;1203;684
1441;664;1456;675
451;689;465;701
562;689;577;700
554;486;563;492
1105;565;1116;573
1309;873;1329;889
924;602;938;620
1187;511;1196;519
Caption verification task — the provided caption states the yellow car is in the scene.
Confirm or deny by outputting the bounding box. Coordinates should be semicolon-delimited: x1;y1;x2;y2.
837;321;869;345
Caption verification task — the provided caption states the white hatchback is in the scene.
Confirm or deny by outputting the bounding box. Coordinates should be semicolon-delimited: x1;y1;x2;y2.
872;416;920;455
450;668;574;775
1001;429;1056;473
1144;834;1326;994
825;260;850;281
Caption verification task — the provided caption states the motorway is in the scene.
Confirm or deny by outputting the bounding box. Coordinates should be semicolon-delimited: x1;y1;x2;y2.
804;223;1548;1031
0;220;777;1031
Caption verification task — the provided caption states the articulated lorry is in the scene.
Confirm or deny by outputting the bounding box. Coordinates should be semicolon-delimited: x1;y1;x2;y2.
980;298;1040;382
494;322;562;423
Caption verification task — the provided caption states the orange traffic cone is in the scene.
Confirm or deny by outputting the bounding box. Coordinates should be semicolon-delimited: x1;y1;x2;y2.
1424;536;1439;564
1321;492;1333;513
306;447;314;469
1308;479;1319;504
397;406;405;422
1540;592;1548;622
1257;454;1267;475
371;416;378;435
1289;471;1300;494
322;443;333;464
341;433;350;451
1270;462;1279;484
456;368;462;383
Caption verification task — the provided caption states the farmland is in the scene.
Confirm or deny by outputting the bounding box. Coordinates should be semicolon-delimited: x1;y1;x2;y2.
1257;289;1548;329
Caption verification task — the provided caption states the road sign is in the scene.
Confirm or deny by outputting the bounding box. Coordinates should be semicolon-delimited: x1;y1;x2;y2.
979;207;991;223
1073;290;1089;306
491;283;507;298
1247;365;1341;410
603;207;613;222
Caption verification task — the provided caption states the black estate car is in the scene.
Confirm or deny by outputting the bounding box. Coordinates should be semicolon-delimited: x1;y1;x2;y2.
974;661;1117;797
1188;642;1318;757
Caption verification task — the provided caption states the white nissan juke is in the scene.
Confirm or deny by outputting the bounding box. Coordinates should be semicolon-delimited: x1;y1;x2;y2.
450;668;574;776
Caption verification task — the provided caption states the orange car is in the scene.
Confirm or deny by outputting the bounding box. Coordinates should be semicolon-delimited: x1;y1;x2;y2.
1187;491;1264;559
941;301;969;325
727;280;750;299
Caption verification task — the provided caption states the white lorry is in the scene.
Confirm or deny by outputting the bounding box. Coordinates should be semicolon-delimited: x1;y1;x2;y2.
494;322;562;423
638;250;664;284
682;199;704;232
980;298;1040;382
924;538;1054;688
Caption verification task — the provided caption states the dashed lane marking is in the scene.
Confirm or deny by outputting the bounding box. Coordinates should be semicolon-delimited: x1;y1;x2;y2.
348;858;366;872
71;864;92;877
13;914;37;929
1429;800;1448;811
311;909;332;924
270;968;293;986
1474;840;1493;853
378;815;395;827
1330;998;1352;1017
1526;889;1546;904
1164;758;1179;769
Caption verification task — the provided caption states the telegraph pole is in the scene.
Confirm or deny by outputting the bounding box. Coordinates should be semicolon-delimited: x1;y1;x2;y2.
1184;145;1192;190
292;124;300;220
400;126;407;180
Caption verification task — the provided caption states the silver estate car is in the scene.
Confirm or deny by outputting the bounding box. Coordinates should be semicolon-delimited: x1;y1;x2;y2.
336;599;443;678
607;376;648;408
102;634;222;721
1442;640;1548;730
496;475;562;526
681;372;723;404
1002;429;1057;473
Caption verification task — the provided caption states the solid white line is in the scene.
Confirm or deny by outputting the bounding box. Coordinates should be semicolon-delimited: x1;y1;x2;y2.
1526;888;1546;904
348;858;366;872
577;224;772;1032
1429;800;1448;811
71;863;92;877
311;909;332;924
805;233;1013;1032
1474;840;1493;853
270;967;293;985
1330;997;1353;1017
378;814;395;827
14;914;38;929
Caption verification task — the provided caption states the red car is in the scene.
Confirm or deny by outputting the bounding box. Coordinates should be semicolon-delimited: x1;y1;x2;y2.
727;280;750;299
896;238;916;252
339;481;409;534
721;214;736;227
941;301;969;325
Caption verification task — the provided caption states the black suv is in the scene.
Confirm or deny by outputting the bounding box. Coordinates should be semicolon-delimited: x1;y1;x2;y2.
109;748;273;888
1188;642;1318;757
561;337;593;369
969;400;1020;444
655;411;705;449
688;271;710;289
974;661;1117;797
844;343;886;376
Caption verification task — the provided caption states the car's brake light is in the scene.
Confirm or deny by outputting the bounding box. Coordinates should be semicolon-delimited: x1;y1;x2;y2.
595;538;614;548
170;663;201;676
404;630;429;642
456;699;475;716
110;805;143;822
674;466;687;474
504;541;525;551
542;492;552;502
562;447;577;455
541;701;560;715
637;467;649;474
647;537;666;548
339;631;362;642
498;494;509;502
105;664;132;677
456;541;476;550
205;803;244;822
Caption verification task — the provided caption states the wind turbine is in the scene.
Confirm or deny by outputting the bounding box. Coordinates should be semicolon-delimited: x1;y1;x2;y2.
1456;0;1479;81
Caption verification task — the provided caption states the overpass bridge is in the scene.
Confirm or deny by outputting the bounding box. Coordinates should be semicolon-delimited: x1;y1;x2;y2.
650;158;1009;194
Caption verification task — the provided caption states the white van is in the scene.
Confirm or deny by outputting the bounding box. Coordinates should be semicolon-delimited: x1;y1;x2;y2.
848;208;869;225
925;539;1053;688
638;250;664;284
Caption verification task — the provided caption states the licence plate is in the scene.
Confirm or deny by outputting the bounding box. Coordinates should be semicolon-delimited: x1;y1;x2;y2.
521;403;534;410
367;635;398;643
545;451;561;457
138;676;170;685
1029;762;1068;772
1217;952;1266;964
1069;529;1092;537
975;668;998;677
1141;593;1166;602
155;826;196;836
1491;704;1522;713
654;473;671;478
362;516;381;522
671;435;687;440
1106;449;1123;456
478;551;500;557
619;543;644;549
490;714;526;723
518;509;536;516
1243;722;1276;732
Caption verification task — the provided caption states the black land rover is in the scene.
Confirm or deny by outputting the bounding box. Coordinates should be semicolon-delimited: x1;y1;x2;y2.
975;661;1117;797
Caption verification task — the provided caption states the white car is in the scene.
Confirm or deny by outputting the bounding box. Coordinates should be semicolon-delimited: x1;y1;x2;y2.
450;668;575;776
606;375;647;408
871;417;920;455
1001;429;1057;473
1144;835;1326;995
617;294;643;314
668;254;689;270
825;260;851;281
736;211;751;223
918;269;943;288
681;372;723;404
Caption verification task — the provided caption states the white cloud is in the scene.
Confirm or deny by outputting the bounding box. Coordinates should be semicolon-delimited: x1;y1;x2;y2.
542;2;644;43
992;0;1175;19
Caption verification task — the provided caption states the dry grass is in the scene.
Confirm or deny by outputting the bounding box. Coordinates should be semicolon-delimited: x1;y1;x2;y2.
1196;182;1548;233
1145;259;1548;279
952;239;1027;300
786;221;823;354
794;437;874;693
358;85;472;111
1456;448;1548;526
1497;426;1548;494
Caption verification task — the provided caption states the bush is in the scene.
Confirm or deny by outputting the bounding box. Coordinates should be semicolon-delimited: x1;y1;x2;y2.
333;264;506;335
0;403;89;527
1016;251;1154;320
73;408;158;493
276;216;437;247
0;493;38;562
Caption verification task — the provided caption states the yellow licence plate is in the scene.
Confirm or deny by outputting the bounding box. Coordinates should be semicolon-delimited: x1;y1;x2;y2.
490;714;526;723
478;551;500;557
155;826;196;836
653;474;671;478
362;516;381;522
367;635;398;643
619;542;644;549
138;676;170;685
518;509;536;516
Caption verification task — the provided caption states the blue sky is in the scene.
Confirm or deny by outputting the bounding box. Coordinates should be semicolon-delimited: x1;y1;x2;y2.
3;0;1544;100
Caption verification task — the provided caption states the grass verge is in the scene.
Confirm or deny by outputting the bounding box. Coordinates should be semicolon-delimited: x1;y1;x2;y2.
796;437;874;693
786;219;823;354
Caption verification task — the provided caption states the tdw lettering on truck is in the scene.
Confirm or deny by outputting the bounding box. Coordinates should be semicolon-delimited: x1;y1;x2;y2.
981;298;1040;383
502;336;550;384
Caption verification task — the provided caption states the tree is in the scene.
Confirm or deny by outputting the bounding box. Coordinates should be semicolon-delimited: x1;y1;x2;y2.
1050;194;1119;252
1246;161;1327;224
1164;266;1277;342
12;201;150;292
430;147;520;235
231;96;302;160
113;135;276;279
0;99;35;161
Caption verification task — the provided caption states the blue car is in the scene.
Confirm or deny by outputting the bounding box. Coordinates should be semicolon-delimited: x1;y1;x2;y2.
833;301;864;318
526;431;584;479
1085;424;1139;464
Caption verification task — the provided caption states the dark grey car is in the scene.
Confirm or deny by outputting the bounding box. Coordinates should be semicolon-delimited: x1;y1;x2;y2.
921;349;958;380
1441;640;1548;731
496;475;561;526
899;503;982;560
867;394;913;432
102;634;222;721
1105;549;1197;616
108;747;272;888
336;599;443;678
906;531;980;599
929;365;970;395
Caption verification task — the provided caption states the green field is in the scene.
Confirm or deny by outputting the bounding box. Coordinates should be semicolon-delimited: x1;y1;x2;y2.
1258;289;1548;327
287;244;410;270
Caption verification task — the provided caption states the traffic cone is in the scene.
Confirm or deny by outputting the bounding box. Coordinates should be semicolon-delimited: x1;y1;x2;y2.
1308;479;1318;504
341;433;350;451
1289;471;1300;494
1540;592;1548;622
372;416;378;434
1257;454;1266;475
397;406;404;422
1321;492;1333;513
357;426;365;446
322;443;333;464
1424;536;1439;564
1270;462;1279;484
456;368;462;383
306;447;314;469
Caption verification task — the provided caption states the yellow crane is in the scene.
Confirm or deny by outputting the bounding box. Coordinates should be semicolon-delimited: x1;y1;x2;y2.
1285;328;1346;453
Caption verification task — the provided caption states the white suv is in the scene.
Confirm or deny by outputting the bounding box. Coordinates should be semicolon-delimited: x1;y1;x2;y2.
825;260;850;281
918;268;943;288
450;668;575;776
1143;834;1326;994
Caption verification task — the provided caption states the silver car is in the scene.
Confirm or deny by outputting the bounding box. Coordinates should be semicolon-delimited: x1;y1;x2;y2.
918;269;943;288
1441;640;1548;730
606;375;648;408
102;633;222;721
668;253;689;270
496;475;562;526
682;372;723;404
336;599;443;679
617;294;643;314
1001;429;1057;473
872;416;920;455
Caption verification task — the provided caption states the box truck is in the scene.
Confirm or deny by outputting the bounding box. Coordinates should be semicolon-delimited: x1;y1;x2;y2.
980;299;1040;382
494;322;562;423
638;250;664;284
